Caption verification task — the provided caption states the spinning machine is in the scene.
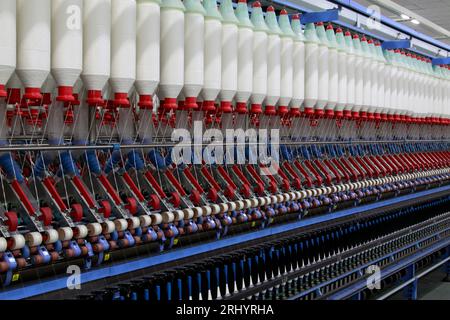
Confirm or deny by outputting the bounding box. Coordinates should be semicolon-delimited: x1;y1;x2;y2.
0;0;449;300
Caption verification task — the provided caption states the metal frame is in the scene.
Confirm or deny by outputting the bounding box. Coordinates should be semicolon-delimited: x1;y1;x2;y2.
269;0;450;58
324;241;450;300
1;184;449;300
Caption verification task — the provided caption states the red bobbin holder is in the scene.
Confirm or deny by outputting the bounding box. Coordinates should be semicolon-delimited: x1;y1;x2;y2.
264;105;276;116
184;97;198;110
343;110;352;119
202;100;216;112
0;85;6;99
303;107;314;118
7;88;21;105
334;110;344;119
56;86;75;102
24;87;42;101
138;94;153;109
250;104;262;114
324;109;334;118
290;108;301;118
114;92;130;107
220;101;233;113
87;90;104;107
315;109;325;118
235;102;248;114
277;106;289;116
162;98;177;110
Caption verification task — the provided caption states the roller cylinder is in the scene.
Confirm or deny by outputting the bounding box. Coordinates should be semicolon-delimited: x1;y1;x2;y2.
235;0;253;109
82;0;111;106
335;28;347;116
51;0;83;102
249;2;268;114
201;0;222;110
264;6;281;110
110;0;136;107
344;31;355;117
278;9;295;114
315;22;329;115
159;0;185;110
290;14;305;113
325;24;338;115
219;0;238;113
136;0;161;108
183;0;205;109
303;23;319;116
17;0;51;101
0;0;16;98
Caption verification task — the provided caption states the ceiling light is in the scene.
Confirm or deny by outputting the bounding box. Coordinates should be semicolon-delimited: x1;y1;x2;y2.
400;14;410;20
411;19;420;25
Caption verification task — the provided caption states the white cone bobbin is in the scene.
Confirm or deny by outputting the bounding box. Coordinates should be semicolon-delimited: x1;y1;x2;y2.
114;219;128;232
25;232;43;247
103;220;116;234
151;213;163;225
9;234;25;250
139;215;152;227
58;227;73;241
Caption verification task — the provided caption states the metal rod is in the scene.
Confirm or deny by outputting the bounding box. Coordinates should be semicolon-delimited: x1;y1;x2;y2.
0;139;448;152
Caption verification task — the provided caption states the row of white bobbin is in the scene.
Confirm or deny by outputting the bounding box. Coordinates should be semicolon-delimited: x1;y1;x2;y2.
0;169;448;252
160;168;450;223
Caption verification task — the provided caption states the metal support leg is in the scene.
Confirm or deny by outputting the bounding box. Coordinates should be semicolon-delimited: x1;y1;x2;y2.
350;292;361;300
402;264;417;300
443;246;450;282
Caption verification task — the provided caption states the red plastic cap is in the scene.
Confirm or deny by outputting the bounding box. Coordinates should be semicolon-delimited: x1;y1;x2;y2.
87;90;104;106
114;92;130;107
235;102;248;114
280;9;288;15
267;5;275;12
368;39;373;44
277;106;289;116
163;98;177;110
24;87;42;101
7;88;21;105
303;107;314;117
315;109;325;117
184;97;198;109
326;23;333;30
351;111;360;119
56;86;75;102
360;36;367;42
0;85;6;99
42;92;52;105
325;109;334;118
352;34;359;39
250;104;262;114
71;93;81;106
138;94;153;109
375;41;381;46
292;13;300;20
202;100;216;112
252;1;261;8
238;0;247;3
316;21;324;26
264;105;277;116
290;108;301;117
220;101;233;113
344;31;351;36
336;27;343;33
343;110;352;119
